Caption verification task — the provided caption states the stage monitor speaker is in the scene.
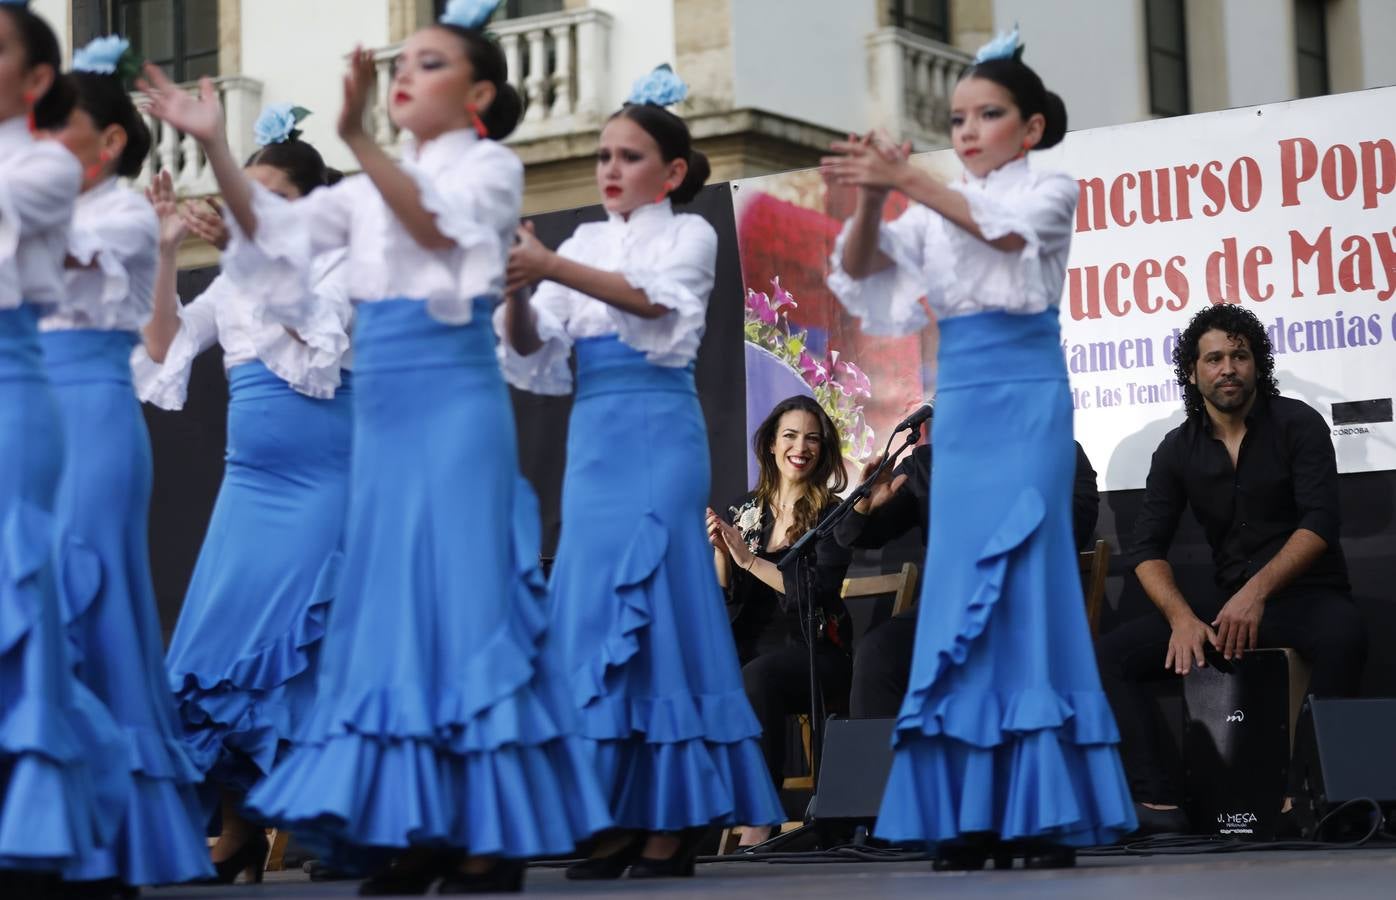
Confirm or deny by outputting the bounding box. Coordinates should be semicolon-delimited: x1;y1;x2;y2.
810;717;896;821
1183;648;1301;841
1293;697;1396;837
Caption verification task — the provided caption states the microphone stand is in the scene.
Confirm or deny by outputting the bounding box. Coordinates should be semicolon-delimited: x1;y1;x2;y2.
773;420;922;817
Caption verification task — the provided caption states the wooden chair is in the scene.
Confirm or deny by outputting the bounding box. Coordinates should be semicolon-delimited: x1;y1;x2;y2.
843;561;921;618
1079;539;1111;637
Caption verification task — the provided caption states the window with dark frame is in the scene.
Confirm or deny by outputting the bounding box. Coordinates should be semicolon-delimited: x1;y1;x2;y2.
1145;0;1189;117
889;0;950;43
1294;0;1329;98
72;0;219;83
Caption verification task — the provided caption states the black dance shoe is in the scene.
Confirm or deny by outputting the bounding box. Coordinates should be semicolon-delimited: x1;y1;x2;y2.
627;829;706;879
931;833;1001;872
564;833;645;880
1130;802;1191;837
58;878;140;899
210;832;269;884
437;860;526;895
1020;842;1076;869
358;850;455;896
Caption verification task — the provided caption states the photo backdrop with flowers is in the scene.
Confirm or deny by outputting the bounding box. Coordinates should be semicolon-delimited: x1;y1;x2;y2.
731;166;950;487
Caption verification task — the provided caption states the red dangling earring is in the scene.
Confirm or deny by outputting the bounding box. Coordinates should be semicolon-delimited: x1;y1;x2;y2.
654;183;672;204
1016;139;1032;159
24;91;37;134
84;150;112;184
466;102;488;138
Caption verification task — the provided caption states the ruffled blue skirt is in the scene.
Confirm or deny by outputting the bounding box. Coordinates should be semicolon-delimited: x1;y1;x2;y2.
245;299;610;863
39;329;211;885
164;359;352;796
0;308;129;872
548;336;783;830
875;309;1136;847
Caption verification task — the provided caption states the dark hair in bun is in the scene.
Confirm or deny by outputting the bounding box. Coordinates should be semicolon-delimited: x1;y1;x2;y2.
244;138;331;197
61;71;152;178
610;103;710;205
2;5;76;130
959;57;1067;150
436;23;524;140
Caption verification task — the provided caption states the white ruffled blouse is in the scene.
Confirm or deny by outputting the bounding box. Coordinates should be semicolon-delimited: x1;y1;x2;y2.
131;249;352;410
41;178;158;333
224;128;522;324
826;157;1078;335
496;199;717;395
0;116;82;311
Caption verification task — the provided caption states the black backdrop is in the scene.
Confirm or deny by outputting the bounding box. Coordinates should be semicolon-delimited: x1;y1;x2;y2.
144;184;1396;699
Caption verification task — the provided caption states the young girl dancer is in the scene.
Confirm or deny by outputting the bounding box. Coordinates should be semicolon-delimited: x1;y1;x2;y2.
0;3;129;892
36;35;212;894
825;30;1135;868
135;108;354;882
141;1;610;892
501;64;782;878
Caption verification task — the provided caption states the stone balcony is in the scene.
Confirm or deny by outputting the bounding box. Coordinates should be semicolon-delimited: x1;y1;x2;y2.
865;27;973;149
369;7;614;150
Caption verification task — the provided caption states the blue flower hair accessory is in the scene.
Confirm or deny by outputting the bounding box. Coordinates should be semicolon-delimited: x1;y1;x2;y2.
439;0;501;31
73;34;144;87
974;24;1025;64
254;102;312;147
626;64;688;108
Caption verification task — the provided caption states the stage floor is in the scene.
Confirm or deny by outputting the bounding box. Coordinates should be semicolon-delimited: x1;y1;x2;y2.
146;847;1396;898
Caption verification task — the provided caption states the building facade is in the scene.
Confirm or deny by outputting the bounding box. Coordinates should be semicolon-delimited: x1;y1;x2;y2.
29;0;1396;245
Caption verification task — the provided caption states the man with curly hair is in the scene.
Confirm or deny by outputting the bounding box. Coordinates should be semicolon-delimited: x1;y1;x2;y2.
1098;303;1365;834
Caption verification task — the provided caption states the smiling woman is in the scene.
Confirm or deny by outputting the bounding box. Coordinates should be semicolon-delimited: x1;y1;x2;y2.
713;394;853;847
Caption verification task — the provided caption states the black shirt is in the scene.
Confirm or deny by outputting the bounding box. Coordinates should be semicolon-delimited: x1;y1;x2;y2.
834;442;1101;553
723;495;852;662
1127;393;1348;595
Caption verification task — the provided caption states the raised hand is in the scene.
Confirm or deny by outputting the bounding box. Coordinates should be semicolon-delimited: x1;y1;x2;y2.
180;198;229;250
856;455;910;513
506;222;554;296
338;47;378;142
145;170;187;252
137;64;224;144
822;130;910;193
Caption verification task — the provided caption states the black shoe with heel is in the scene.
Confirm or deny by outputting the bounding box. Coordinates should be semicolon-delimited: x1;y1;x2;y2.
628;829;706;879
931;833;999;872
437;860;526;895
211;832;269;885
358;850;455;896
564;832;646;880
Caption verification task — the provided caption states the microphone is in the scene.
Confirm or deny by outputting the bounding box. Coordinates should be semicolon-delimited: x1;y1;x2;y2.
893;401;934;433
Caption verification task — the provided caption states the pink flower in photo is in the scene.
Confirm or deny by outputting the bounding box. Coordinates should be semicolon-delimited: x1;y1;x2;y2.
745;288;778;325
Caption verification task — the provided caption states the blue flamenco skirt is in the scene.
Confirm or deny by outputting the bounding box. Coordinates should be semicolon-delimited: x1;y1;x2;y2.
245;299;610;864
0;308;130;872
164;359;352;799
548;337;783;830
875;309;1136;848
38;329;213;885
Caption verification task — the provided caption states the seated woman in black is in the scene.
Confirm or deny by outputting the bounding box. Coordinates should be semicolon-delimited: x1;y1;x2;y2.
705;394;851;847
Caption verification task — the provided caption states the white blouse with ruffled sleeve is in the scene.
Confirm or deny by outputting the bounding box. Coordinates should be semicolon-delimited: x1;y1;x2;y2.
131;249;352;410
0;116;82;311
41;178;158;333
495;199;717;395
826;157;1078;336
223;128;522;325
